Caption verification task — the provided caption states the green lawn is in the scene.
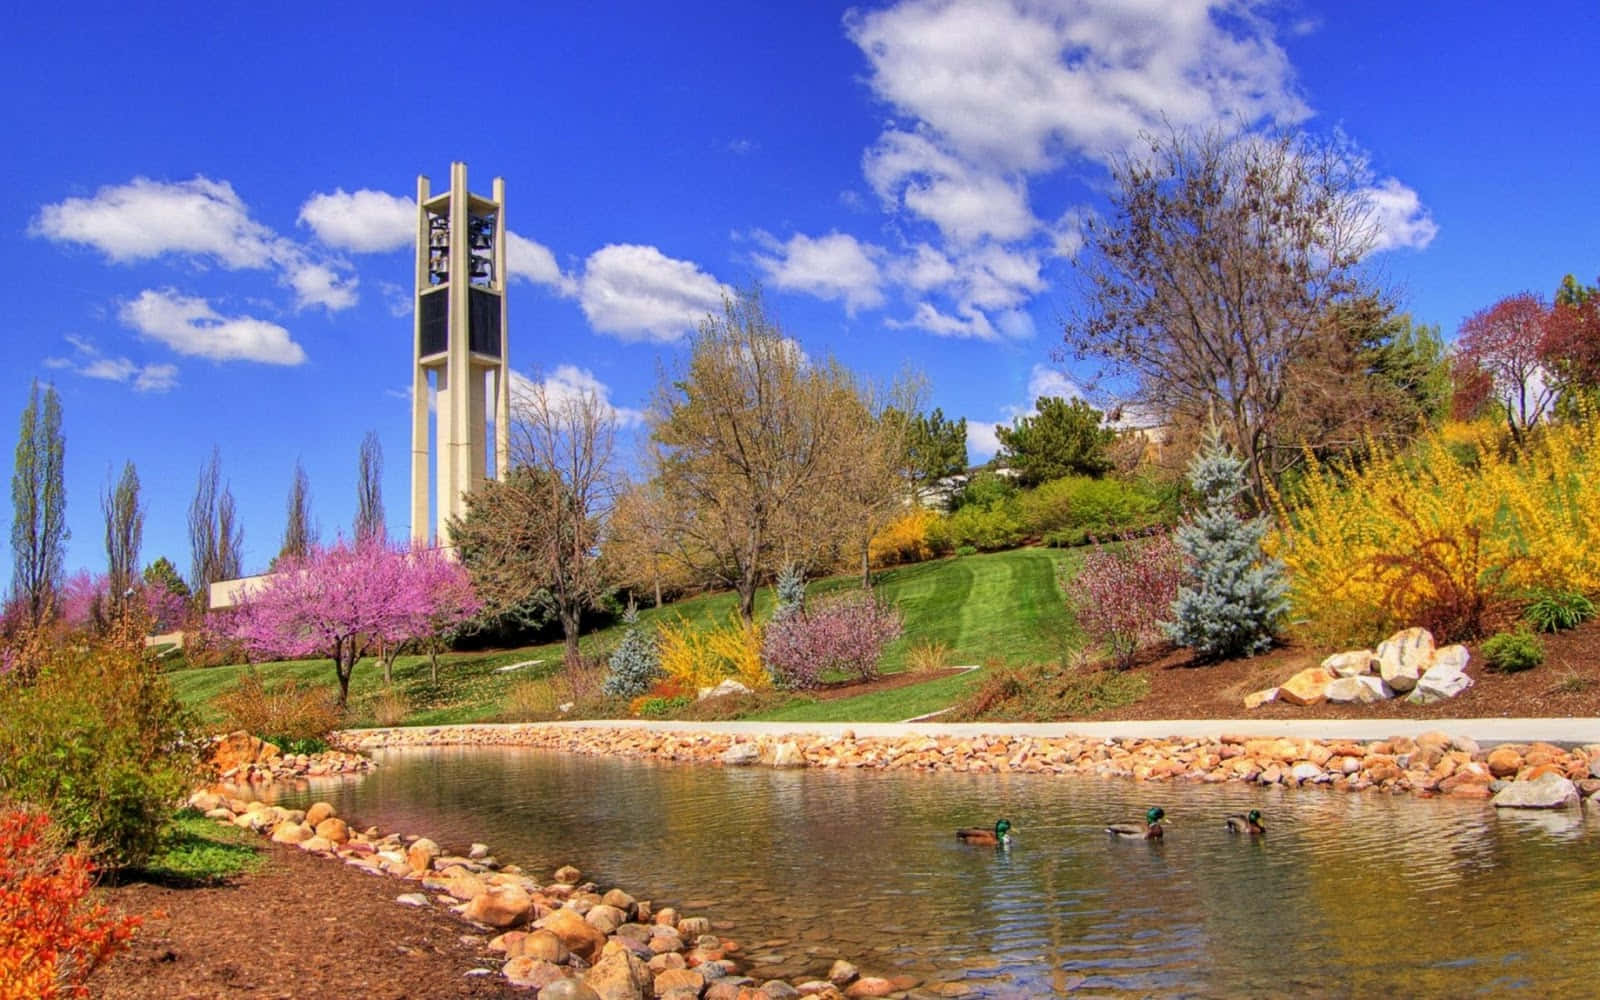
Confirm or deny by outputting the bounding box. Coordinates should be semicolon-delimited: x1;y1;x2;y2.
167;547;1082;727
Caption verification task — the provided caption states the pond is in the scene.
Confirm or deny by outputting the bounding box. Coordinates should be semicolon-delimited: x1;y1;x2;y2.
265;747;1600;997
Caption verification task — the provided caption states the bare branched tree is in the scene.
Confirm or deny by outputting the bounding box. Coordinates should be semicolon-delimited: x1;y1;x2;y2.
188;446;244;598
450;376;617;668
649;288;872;621
278;459;315;565
102;460;143;613
355;430;385;542
1062;126;1385;506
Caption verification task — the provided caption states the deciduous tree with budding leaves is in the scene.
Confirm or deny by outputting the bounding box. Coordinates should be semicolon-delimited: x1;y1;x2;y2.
229;540;477;707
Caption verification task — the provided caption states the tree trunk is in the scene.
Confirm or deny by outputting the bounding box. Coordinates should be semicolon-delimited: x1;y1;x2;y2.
736;577;757;625
429;647;439;685
561;608;582;670
860;538;871;589
653;575;662;609
335;653;353;709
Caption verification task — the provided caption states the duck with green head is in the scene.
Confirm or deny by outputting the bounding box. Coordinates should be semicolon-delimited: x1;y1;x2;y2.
956;819;1013;846
1107;807;1164;839
1224;809;1265;835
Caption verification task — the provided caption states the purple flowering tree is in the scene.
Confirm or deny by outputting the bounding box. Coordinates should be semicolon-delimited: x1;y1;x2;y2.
230;539;478;707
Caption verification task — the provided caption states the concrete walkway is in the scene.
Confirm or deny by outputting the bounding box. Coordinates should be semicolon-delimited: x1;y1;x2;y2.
376;717;1600;746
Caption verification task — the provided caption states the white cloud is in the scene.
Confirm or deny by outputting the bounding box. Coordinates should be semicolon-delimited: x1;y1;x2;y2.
510;366;645;428
33;175;277;267
34;175;359;312
1026;364;1085;404
846;0;1308;173
864;130;1037;244
298;188;415;253
281;258;358;311
966;420;1002;460
578;244;730;342
42;334;180;392
892;243;958;292
754;231;885;312
955;244;1045;311
506;231;578;295
1362;176;1439;252
119;289;306;365
889;302;997;340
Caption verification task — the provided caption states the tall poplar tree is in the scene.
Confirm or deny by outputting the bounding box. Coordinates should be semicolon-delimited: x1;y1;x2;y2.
355;430;385;542
11;380;68;628
278;460;315;564
102;460;143;611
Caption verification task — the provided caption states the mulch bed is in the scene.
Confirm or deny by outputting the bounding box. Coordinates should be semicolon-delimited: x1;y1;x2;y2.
1092;618;1600;723
99;842;523;1000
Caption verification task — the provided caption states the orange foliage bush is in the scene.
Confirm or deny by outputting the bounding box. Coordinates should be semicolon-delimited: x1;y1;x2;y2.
0;810;139;999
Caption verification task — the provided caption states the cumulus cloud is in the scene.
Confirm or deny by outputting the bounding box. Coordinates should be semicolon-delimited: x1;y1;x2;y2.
119;289;306;365
753;231;885;312
506;231;578;295
1362;176;1439;252
34;175;359;312
578;244;730;342
889;302;996;340
298;188;415;253
846;0;1308;173
510;366;645;427
864;130;1037;244
43;334;179;392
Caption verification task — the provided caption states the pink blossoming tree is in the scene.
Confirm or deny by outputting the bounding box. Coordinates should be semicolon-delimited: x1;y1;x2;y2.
229;539;478;707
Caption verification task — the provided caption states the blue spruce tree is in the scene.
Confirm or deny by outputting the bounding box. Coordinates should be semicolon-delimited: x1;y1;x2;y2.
603;604;660;698
1163;429;1287;659
772;564;806;623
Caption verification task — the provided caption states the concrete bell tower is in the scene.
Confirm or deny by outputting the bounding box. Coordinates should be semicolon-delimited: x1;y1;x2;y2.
410;162;510;546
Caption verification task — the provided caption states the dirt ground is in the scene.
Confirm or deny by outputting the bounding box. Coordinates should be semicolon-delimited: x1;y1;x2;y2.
99;843;523;1000
1093;618;1600;723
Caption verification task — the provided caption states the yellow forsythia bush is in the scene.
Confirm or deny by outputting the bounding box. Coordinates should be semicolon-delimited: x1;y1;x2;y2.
1271;417;1600;647
869;507;938;567
657;613;770;691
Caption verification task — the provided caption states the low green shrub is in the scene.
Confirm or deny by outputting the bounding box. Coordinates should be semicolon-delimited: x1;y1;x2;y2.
1482;629;1544;673
0;634;197;869
1523;590;1596;633
636;694;691;717
945;503;1023;551
955;544;978;557
1018;475;1162;546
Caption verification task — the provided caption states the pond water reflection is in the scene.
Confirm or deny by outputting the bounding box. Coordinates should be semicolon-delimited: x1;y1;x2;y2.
265;747;1600;997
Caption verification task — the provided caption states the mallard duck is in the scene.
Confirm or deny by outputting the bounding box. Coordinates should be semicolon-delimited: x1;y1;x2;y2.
1107;806;1165;839
1224;809;1265;835
956;819;1012;846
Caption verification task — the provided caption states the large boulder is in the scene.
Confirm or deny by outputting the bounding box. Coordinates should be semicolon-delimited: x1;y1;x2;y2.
313;817;350;844
1324;675;1390;704
1492;772;1580;809
584;941;652;1000
1278;667;1334;706
1409;664;1474;705
1321;650;1376;678
503;957;566;990
1377;627;1435;694
1431;644;1470;672
542;979;605;1000
208;730;280;772
698;678;754;701
462;884;535;929
305;802;336;827
540;906;609;964
1242;687;1279;710
719;742;760;766
769;741;806;768
406;837;439;875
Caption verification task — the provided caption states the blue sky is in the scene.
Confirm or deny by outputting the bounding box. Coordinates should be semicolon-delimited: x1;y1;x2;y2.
5;1;1597;580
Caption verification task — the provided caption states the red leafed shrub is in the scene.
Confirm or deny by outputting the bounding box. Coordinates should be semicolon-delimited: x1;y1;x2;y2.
0;810;140;999
762;591;903;690
1070;534;1186;669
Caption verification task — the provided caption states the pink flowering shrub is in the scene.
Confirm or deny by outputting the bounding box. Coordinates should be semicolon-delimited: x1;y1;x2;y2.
763;590;903;689
1070;533;1186;669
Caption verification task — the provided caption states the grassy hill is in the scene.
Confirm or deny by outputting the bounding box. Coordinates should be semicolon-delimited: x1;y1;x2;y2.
167;547;1082;728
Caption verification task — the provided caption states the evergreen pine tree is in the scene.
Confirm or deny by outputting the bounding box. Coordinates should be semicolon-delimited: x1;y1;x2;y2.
1163;429;1287;659
772;564;806;623
603;604;660;698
